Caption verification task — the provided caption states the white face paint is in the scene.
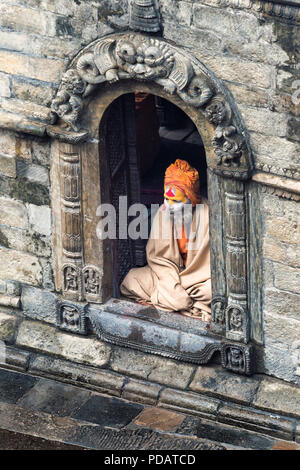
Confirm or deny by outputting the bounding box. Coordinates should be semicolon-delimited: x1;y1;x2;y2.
164;198;185;214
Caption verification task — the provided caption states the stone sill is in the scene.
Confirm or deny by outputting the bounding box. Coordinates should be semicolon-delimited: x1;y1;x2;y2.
252;171;300;200
87;298;223;366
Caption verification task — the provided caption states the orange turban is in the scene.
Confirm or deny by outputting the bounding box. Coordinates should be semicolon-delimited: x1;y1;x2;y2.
164;159;201;206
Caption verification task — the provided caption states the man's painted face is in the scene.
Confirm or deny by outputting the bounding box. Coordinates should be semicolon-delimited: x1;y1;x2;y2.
164;185;187;205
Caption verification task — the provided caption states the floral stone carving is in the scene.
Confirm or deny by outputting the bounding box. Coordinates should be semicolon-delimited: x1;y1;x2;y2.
50;33;251;178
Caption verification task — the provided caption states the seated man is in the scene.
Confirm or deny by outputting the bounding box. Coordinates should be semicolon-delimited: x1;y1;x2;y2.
120;159;212;321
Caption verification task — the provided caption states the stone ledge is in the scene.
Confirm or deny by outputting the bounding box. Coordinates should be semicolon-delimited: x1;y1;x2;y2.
253;172;300;201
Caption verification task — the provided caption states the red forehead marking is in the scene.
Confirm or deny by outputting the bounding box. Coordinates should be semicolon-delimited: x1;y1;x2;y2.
166;186;176;197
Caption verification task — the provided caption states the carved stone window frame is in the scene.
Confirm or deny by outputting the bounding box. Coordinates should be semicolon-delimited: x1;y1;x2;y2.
49;32;255;375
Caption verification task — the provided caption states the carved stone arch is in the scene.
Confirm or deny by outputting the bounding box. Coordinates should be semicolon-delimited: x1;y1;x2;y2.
49;32;255;374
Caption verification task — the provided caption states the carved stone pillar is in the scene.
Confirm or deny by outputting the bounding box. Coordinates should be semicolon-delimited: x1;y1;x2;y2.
224;179;249;343
59;142;83;301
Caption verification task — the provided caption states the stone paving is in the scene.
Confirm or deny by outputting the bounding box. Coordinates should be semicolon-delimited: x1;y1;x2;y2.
1;366;300;451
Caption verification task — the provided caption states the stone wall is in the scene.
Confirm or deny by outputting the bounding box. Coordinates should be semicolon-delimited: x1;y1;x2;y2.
0;0;299;384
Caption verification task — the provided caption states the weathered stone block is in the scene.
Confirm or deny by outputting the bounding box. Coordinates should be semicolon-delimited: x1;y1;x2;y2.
17;160;49;186
189;365;260;405
196;54;273;89
160;0;192;26
134;406;185;431
110;346;195;389
238;106;287;137
250;133;300;166
0;226;51;257
21;286;57;324
227;82;269;108
27;204;51;236
264;288;300;320
253;378;300;419
0;197;28;229
263;342;300;385
273;263;300;293
16;320;111;367
0;311;18;342
12;79;55;108
29;356;125;397
264;312;300;347
0;247;42;285
0;4;57;36
287;117;300;142
0;73;11;98
218;403;294;440
263;238;300;269
1;99;54;124
264;217;299;245
159;388;220;419
122;379;162;405
0;50;65;84
0;154;16;178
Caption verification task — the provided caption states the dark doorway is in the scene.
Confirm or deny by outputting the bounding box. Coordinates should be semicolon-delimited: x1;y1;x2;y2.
103;93;207;297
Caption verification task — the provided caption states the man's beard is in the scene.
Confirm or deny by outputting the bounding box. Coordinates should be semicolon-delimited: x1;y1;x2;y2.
164;199;194;238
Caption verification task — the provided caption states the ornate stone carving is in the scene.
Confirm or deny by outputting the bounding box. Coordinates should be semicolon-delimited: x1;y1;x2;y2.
130;0;161;33
221;342;253;375
57;301;87;335
63;264;80;294
51;70;86;132
205;96;246;168
211;296;226;329
51;33;251;178
227;305;244;332
83;266;102;301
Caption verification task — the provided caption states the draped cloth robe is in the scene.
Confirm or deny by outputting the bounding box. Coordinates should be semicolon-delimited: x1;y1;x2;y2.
120;200;212;315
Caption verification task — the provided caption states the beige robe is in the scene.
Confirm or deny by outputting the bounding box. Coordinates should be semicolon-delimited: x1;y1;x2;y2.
120;200;211;315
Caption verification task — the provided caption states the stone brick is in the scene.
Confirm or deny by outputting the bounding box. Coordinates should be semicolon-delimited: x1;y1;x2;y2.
263;238;300;268
0;50;66;84
122;379;162;405
250;133;300;165
0;30;83;61
272;263;300;293
269;92;300;116
263;342;299;385
0;154;16;178
261;192;299;218
226;83;269;108
0;4;57;36
21;286;57;325
189;365;260;405
134;407;185;431
0;247;42;285
0;311;18;342
0;197;28;229
110;346;195;389
27;204;51;236
264;312;300;347
0;226;51;257
31;139;50;167
253;378;300;419
287;117;300;142
17;160;49;186
0;73;11;98
238;106;287;137
159;388;220;419
16;320;111;367
29;356;125;397
264;288;300;320
196;54;273;89
193;4;259;41
161;0;192;26
12;79;55;108
1;99;54;124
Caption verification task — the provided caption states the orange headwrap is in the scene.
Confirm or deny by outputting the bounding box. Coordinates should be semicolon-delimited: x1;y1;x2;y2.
164;159;201;206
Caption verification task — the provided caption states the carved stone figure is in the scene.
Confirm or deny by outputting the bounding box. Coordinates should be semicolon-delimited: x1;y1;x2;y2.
229;306;243;331
51;70;86;132
63;265;78;292
61;305;80;326
227;346;244;370
212;300;225;324
83;267;101;296
205;96;244;168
